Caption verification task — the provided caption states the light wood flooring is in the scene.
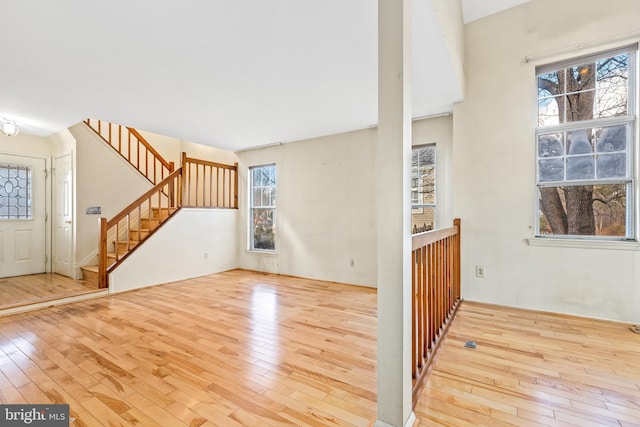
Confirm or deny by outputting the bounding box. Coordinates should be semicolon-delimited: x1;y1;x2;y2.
1;270;639;426
0;269;378;426
0;273;100;310
414;301;640;426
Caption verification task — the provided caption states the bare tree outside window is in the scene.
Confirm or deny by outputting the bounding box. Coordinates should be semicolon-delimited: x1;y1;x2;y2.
250;165;276;250
411;146;436;234
536;47;635;238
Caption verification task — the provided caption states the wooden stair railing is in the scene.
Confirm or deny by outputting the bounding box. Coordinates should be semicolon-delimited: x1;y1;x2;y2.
411;218;461;406
182;152;239;208
85;119;175;185
96;154;239;288
98;168;183;288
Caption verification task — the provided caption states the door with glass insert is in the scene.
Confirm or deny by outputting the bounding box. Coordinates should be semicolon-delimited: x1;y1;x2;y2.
0;154;46;277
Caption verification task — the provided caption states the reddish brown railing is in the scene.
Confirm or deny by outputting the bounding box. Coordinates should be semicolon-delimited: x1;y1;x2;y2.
98;168;183;287
181;152;238;208
85;119;174;184
97;154;239;288
412;218;461;405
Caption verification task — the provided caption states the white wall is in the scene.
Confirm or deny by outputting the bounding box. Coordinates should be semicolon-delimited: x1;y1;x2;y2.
109;208;237;293
138;129;239;166
236;118;453;287
137;129;182;166
453;0;640;322
48;129;76;157
432;0;465;97
237;129;378;286
182;141;238;166
0;132;52;158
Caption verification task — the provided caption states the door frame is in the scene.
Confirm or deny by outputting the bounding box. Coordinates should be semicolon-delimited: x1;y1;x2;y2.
46;156;52;273
51;151;75;278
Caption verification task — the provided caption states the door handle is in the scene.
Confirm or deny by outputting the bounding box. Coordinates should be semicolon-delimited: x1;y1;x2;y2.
65;220;72;224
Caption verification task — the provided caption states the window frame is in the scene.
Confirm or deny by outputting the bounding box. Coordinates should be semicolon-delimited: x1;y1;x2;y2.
411;144;437;233
248;164;276;252
534;45;638;241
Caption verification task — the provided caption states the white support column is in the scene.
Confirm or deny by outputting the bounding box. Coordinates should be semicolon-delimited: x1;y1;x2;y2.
376;0;414;426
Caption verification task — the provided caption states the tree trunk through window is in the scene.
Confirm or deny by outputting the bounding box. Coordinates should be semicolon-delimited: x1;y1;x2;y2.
539;64;596;235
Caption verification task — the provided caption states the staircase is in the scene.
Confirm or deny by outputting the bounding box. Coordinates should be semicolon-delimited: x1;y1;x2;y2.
78;122;239;289
80;206;176;284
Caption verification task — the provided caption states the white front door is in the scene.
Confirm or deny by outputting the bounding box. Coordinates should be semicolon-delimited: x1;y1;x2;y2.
53;153;73;278
0;154;47;278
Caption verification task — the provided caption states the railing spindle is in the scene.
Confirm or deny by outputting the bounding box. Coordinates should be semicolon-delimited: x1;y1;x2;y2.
233;163;239;208
195;164;200;206
216;168;220;207
223;169;227;208
202;165;207;206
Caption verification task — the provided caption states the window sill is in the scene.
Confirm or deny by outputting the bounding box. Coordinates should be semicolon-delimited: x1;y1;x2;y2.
247;249;277;256
527;237;640;251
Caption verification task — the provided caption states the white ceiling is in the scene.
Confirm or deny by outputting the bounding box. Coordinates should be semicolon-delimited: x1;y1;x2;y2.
0;0;529;151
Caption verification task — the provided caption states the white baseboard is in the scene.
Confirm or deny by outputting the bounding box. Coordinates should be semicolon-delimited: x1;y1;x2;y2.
374;412;416;427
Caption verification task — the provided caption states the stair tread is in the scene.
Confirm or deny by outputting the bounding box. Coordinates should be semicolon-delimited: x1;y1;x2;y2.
81;265;99;273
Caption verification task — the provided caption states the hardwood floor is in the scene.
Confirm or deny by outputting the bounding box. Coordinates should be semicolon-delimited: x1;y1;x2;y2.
1;270;639;426
0;270;377;426
414;301;640;427
0;273;100;310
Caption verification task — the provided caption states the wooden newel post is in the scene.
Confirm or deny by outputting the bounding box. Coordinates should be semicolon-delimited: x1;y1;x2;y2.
98;217;108;289
169;161;175;173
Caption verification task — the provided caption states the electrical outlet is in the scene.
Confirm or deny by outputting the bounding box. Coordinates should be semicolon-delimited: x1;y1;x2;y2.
203;251;209;260
350;259;355;267
475;265;485;278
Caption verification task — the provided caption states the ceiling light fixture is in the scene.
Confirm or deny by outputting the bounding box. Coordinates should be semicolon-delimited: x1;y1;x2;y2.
0;117;19;137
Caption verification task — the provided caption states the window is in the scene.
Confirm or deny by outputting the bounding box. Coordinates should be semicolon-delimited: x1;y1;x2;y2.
249;164;276;250
536;46;637;239
0;163;32;220
411;145;436;234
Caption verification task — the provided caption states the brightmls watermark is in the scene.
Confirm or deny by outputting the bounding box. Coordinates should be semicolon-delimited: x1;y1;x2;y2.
1;405;69;426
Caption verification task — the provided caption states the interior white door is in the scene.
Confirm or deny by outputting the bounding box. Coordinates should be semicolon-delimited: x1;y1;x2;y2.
53;153;73;277
0;154;47;278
